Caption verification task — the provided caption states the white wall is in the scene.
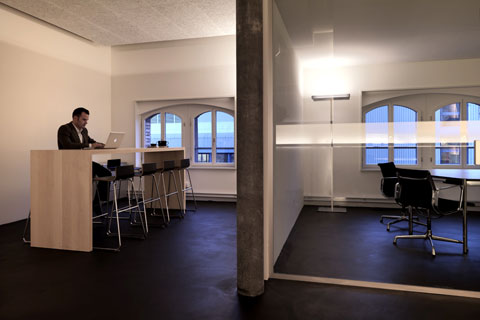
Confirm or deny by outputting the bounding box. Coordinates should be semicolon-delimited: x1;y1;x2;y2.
302;58;480;201
0;7;111;225
272;3;304;261
111;36;236;196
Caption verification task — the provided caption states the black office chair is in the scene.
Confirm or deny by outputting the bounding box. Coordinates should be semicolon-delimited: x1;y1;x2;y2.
393;168;464;256
378;162;425;232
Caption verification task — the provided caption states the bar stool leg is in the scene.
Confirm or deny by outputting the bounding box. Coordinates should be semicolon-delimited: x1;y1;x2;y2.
110;181;122;249
141;176;149;233
129;178;146;237
152;174;167;224
176;169;186;214
186;169;197;211
170;171;183;217
23;210;31;243
161;171;171;223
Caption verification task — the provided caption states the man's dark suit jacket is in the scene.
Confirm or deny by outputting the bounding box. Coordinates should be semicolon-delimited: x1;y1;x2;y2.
57;122;96;149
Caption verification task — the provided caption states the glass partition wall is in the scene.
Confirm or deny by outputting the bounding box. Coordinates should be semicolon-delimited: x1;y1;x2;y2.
272;0;480;293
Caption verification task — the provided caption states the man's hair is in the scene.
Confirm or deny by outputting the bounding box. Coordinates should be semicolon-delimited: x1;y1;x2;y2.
72;107;89;118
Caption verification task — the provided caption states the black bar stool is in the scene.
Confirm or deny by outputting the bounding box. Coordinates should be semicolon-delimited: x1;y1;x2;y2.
106;158;121;171
132;162;167;232
175;158;197;213
158;160;183;221
93;165;146;251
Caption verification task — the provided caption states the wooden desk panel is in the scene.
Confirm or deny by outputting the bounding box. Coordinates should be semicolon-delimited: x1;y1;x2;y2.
31;150;92;251
30;147;184;252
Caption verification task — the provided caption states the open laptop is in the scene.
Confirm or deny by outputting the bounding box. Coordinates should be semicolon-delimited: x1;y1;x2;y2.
102;132;125;149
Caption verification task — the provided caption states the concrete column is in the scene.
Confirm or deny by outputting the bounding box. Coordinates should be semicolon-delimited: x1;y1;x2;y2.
236;0;264;297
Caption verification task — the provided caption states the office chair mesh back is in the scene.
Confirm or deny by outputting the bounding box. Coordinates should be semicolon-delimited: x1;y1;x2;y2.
378;162;397;198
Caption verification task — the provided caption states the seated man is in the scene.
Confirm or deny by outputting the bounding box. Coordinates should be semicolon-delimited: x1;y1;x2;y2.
58;107;112;206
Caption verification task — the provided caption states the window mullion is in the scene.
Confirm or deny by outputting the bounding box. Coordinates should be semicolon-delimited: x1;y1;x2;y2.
461;99;464;168
389;104;394;162
212;109;216;164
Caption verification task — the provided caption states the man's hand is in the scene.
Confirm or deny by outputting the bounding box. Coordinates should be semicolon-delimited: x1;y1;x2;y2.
92;142;105;149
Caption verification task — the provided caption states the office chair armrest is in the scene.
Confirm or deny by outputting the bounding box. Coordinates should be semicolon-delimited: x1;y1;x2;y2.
394;182;401;202
432;184;464;212
437;184;461;191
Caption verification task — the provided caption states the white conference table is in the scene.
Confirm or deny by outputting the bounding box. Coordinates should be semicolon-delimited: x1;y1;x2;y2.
430;169;480;254
30;147;185;252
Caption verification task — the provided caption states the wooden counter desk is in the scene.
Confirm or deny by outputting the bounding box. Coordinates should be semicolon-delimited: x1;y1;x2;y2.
30;147;185;252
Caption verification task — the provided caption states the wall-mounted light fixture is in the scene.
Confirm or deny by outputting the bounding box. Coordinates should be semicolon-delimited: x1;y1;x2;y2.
311;94;350;101
312;93;350;213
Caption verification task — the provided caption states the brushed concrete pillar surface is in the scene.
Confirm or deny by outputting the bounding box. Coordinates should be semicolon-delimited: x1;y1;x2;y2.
236;0;264;297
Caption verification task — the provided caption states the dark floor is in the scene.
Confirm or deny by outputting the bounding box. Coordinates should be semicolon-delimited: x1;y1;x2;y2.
275;206;480;291
1;202;480;319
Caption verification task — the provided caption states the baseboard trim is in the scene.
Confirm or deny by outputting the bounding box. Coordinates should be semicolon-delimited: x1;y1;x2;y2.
186;193;237;202
303;196;480;211
270;273;480;299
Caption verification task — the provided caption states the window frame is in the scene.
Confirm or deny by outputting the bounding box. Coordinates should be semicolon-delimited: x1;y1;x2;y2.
141;104;235;169
362;103;421;169
431;100;480;169
192;108;235;167
362;93;480;170
143;110;183;148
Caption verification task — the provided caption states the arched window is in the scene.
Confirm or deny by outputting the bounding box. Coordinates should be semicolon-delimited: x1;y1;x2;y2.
142;104;235;167
363;92;480;169
364;105;418;166
193;110;235;164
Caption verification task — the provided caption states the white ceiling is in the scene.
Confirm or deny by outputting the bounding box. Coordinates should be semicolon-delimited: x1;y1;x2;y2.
2;0;480;66
0;0;235;45
275;0;480;66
